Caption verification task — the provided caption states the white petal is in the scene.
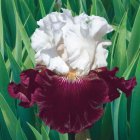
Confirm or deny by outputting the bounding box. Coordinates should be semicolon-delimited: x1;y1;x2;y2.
31;29;49;52
89;16;113;38
31;9;113;76
70;50;90;75
61;8;72;18
35;52;44;65
62;22;94;75
92;41;112;69
49;56;69;74
40;52;69;74
35;46;69;74
41;53;50;66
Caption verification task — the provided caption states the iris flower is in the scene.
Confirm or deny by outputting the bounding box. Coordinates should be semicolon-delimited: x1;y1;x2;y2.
8;9;136;133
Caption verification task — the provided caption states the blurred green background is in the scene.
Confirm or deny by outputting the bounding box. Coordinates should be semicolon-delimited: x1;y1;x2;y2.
0;0;140;140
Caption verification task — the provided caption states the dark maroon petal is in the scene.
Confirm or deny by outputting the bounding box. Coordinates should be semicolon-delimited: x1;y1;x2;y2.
8;66;136;133
8;83;30;102
8;69;39;108
33;69;109;133
95;67;137;102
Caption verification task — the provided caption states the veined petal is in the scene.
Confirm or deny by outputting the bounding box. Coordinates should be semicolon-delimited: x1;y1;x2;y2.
33;68;108;133
32;67;136;133
8;67;136;133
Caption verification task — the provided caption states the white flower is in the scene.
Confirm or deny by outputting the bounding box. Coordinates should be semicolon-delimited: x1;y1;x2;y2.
31;9;113;76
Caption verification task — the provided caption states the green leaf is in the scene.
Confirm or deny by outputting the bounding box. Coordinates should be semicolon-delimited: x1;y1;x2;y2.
0;0;4;57
49;130;60;140
18;0;37;35
0;52;9;94
127;6;140;64
109;13;126;69
79;0;87;13
6;44;21;83
16;120;28;140
100;104;113;140
28;123;42;140
41;125;50;140
89;119;102;140
4;0;16;47
11;0;35;65
0;52;15;107
49;0;56;13
118;94;128;140
130;57;140;140
14;21;22;65
113;12;128;75
90;0;108;20
59;133;68;140
39;0;46;17
112;0;125;23
0;93;17;140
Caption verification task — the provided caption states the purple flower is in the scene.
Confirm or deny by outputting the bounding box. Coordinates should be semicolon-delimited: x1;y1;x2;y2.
8;9;136;133
8;67;136;133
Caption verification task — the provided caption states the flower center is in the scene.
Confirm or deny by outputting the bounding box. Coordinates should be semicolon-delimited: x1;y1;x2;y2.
66;70;77;81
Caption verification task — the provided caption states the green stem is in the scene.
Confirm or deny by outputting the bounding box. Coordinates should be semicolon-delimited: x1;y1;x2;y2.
68;133;75;140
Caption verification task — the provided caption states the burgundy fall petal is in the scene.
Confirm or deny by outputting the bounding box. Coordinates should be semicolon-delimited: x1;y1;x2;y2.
33;70;108;133
8;67;136;133
95;67;137;102
8;69;39;108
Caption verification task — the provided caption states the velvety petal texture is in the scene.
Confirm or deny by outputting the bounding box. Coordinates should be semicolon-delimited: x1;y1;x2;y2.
8;67;136;133
8;69;39;107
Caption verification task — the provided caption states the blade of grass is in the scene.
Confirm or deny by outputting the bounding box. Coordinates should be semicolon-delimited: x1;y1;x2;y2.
127;6;140;64
0;0;4;57
28;123;42;140
0;52;15;107
113;12;128;76
109;13;126;69
4;0;16;47
100;104;113;140
89;118;102;140
6;44;21;83
118;94;128;140
49;130;60;140
111;47;140;140
49;0;56;13
79;0;87;13
42;0;55;14
59;133;68;140
11;0;35;65
90;0;108;20
18;0;37;35
14;21;22;65
67;0;79;14
41;125;50;140
130;56;140;140
39;0;46;17
0;93;26;140
112;0;125;23
16;120;28;140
